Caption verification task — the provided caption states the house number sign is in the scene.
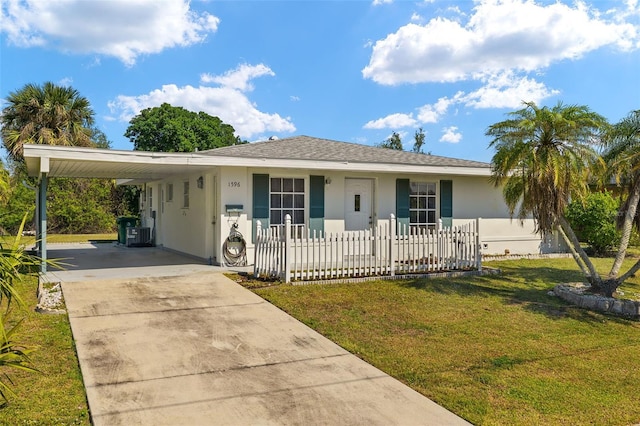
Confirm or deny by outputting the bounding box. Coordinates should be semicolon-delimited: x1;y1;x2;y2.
228;181;241;188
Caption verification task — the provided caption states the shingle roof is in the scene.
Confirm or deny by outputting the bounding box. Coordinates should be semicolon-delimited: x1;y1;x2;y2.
201;135;490;169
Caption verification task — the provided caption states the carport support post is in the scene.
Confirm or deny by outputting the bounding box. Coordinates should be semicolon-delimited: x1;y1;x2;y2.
38;173;48;273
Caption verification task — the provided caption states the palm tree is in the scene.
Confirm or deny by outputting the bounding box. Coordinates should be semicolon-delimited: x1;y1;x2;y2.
0;160;10;205
487;101;608;288
1;82;95;161
602;110;640;290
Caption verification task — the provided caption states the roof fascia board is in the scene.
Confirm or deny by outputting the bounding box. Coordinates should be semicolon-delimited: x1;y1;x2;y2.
209;156;492;176
23;144;491;177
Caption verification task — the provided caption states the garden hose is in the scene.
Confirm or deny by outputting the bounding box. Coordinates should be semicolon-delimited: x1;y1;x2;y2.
223;223;247;266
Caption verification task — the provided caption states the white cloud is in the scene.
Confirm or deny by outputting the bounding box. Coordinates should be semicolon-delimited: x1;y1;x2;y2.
108;64;295;139
459;72;560;109
440;126;462;143
360;1;627;131
200;63;273;91
1;0;220;66
417;96;454;123
362;72;561;130
362;0;638;85
372;0;393;5
57;77;73;87
363;113;418;129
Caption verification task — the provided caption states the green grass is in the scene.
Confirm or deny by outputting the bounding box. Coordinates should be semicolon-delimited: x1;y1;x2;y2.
0;276;89;425
252;257;640;425
0;233;117;247
3;255;640;425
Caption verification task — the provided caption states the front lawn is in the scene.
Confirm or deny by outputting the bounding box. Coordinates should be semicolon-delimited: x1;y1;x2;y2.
0;233;117;247
252;257;640;425
0;276;89;425
3;255;640;425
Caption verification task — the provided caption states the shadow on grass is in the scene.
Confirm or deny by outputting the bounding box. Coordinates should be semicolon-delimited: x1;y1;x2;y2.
398;266;635;325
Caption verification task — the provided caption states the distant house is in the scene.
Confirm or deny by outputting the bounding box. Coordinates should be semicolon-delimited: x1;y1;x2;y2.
24;135;564;266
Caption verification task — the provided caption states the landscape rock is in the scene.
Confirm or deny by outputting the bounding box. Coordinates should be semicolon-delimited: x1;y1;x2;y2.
553;283;640;320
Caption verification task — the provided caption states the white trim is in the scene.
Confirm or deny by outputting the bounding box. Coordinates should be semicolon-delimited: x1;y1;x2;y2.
23;144;491;180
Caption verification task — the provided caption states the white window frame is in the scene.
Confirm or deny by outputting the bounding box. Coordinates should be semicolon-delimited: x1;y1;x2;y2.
410;182;437;230
148;187;153;216
166;183;174;202
270;177;305;234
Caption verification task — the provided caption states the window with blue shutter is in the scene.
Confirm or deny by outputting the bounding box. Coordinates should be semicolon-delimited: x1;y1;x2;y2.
440;180;453;227
309;175;324;234
252;174;269;241
396;178;410;233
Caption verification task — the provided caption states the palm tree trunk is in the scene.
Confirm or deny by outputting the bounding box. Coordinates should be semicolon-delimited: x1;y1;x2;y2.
617;258;640;288
555;223;590;277
609;176;640;277
557;216;602;286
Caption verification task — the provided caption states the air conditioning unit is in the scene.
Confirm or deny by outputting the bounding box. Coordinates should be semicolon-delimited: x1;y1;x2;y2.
126;227;152;247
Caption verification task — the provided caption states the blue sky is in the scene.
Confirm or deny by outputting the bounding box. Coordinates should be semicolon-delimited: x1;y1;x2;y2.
1;0;639;163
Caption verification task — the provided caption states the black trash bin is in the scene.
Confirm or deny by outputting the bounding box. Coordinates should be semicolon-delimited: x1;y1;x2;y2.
116;216;138;245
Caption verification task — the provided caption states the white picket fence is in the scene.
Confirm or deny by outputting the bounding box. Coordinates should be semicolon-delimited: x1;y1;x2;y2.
254;214;481;283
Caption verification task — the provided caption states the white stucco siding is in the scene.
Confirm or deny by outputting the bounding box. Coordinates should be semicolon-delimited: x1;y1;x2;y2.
149;166;565;264
143;172;214;261
448;176;565;255
216;167;252;264
450;176;511;219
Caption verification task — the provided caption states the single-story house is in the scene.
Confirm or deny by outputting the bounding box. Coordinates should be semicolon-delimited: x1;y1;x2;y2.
24;135;565;268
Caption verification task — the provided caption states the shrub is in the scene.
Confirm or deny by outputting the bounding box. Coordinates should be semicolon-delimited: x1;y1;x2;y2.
566;192;620;255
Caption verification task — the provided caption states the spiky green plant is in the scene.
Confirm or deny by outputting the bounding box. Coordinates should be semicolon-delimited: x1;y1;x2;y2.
0;213;54;403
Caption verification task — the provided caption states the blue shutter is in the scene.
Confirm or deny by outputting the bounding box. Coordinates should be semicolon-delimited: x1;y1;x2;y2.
440;180;452;227
252;174;269;241
396;178;410;232
309;175;324;235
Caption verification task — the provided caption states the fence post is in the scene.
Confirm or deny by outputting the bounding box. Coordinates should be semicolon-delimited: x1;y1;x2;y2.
284;214;292;283
254;220;262;276
476;218;482;271
390;214;396;277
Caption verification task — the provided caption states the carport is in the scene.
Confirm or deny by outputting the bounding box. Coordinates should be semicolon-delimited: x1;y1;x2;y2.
23;144;221;272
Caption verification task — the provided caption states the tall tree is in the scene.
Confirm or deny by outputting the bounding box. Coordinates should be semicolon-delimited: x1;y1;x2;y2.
488;101;609;291
90;126;112;149
125;103;240;152
0;160;10;206
412;128;426;153
602;110;640;288
1;82;94;161
378;131;403;150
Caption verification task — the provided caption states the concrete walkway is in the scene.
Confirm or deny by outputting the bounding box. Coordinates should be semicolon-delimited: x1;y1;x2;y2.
48;243;470;425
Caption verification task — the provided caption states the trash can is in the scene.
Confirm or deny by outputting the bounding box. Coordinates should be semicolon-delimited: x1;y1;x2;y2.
116;216;138;245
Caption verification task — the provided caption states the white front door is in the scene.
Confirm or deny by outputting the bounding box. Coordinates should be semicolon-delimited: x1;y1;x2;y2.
345;178;373;231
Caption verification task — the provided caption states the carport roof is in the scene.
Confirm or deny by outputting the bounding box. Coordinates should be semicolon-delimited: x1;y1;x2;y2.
23;135;491;180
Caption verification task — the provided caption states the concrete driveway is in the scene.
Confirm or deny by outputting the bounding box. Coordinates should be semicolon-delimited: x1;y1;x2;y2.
51;244;470;425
